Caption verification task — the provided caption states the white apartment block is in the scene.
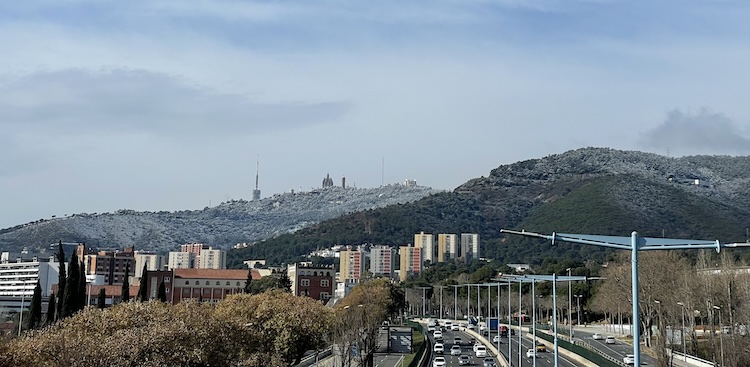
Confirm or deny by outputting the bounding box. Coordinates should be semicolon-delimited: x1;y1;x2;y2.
460;233;480;261
0;256;61;298
198;249;227;269
369;245;395;278
168;252;195;270
135;253;166;277
414;232;434;264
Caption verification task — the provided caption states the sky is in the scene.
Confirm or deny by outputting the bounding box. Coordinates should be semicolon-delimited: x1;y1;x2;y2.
2;0;750;229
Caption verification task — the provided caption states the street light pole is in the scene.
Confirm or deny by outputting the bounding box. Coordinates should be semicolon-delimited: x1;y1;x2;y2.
713;305;724;367
574;295;583;327
567;268;572;340
677;302;687;357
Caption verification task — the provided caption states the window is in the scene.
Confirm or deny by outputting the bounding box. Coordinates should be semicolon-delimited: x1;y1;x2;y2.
216;281;220;285
320;279;329;287
205;281;209;285
226;281;230;286
164;277;171;282
321;292;330;299
236;282;240;286
300;279;310;287
185;280;190;285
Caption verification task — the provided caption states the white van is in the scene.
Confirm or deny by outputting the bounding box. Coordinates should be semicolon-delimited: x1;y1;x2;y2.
475;345;487;357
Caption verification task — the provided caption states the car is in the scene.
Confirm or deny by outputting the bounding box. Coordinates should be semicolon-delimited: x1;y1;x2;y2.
482;357;497;367
468;323;477;330
492;335;501;344
445;321;453;329
623;354;635;365
433;343;444;354
473;342;482;352
433;356;447;367
526;348;538;358
592;333;603;340
434;330;443;340
458;355;472;365
451;345;462;356
475;345;487;357
428;325;436;333
451;324;460;331
605;336;616;344
535;342;546;352
453;337;463;345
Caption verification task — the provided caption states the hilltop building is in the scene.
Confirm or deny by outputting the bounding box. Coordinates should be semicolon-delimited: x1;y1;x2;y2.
322;173;334;188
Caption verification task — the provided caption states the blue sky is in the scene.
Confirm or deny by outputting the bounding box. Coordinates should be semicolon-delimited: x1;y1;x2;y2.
2;0;750;229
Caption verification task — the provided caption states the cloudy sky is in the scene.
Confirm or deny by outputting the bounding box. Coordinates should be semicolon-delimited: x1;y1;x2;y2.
2;0;750;229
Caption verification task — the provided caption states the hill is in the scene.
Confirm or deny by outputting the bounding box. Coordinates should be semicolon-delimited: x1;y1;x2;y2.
229;147;750;266
0;184;442;255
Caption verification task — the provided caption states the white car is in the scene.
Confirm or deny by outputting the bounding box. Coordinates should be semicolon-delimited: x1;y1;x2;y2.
433;356;447;367
592;333;603;340
492;335;501;344
445;321;453;329
433;343;444;354
473;342;482;352
434;330;443;340
623;354;635;365
475;345;487;357
605;336;616;344
450;345;462;356
453;337;463;345
526;348;538;358
451;324;460;331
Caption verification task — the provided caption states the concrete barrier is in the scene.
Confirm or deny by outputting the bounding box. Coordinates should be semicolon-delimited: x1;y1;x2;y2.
668;349;717;367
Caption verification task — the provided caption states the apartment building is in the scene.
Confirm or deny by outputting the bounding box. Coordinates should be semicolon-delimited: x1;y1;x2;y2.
134;252;166;277
198;248;226;269
460;233;480;261
80;245;136;285
167;252;195;269
398;245;422;282
288;262;334;302
339;247;365;282
414;232;434;264
369;245;395;278
437;234;458;262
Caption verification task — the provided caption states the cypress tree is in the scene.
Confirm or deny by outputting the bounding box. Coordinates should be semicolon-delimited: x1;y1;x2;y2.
137;264;149;302
78;260;87;310
97;288;106;309
56;241;66;318
27;281;42;329
243;268;253;294
121;263;130;303
61;252;80;318
157;280;167;302
46;292;56;325
277;273;292;292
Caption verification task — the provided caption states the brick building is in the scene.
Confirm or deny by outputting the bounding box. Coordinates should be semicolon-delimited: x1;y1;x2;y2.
287;262;334;302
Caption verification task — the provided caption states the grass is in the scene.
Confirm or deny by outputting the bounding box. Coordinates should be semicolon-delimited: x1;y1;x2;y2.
402;329;425;366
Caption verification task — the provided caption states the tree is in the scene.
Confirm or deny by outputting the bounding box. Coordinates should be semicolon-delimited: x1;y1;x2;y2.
137;264;149;302
46;292;56;325
121;263;131;303
61;252;80;318
243;268;253;294
277;273;292;293
78;260;87;310
27;281;43;329
56;241;66;319
158;280;167;302
97;289;106;309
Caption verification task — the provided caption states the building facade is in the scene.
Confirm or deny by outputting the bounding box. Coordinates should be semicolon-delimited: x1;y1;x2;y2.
166;268;259;304
460;233;480;261
414;232;434;264
168;252;195;270
80;245;136;285
288;263;334;302
134;253;166;277
369;245;394;278
398;245;422;282
198;249;227;269
339;248;365;282
437;234;458;262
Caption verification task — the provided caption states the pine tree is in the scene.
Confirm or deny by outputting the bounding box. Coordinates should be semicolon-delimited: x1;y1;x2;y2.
243;268;253;294
27;281;42;329
56;241;66;319
137;264;149;302
46;292;56;325
97;288;106;309
121;263;130;303
277;273;292;292
157;280;167;302
78;260;87;310
61;252;80;318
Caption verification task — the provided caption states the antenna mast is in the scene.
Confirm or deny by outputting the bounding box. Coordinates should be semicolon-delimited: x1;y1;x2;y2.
252;155;261;201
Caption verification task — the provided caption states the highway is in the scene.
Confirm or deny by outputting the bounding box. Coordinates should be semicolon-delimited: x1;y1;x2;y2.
425;323;582;367
573;326;656;366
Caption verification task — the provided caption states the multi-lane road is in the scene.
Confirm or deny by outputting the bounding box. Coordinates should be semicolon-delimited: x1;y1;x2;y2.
573;327;656;366
426;323;581;367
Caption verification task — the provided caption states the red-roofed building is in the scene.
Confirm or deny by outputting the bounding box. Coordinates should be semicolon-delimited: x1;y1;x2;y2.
143;268;261;304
